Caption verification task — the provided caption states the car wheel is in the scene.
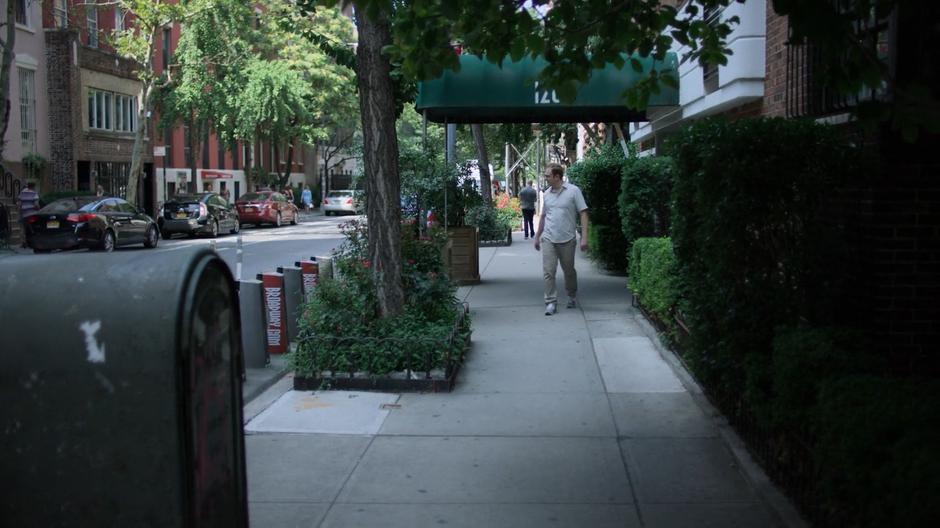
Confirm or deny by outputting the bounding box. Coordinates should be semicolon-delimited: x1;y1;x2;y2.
324;211;331;216
209;220;219;238
290;212;298;225
274;212;282;227
33;248;51;254
230;220;240;235
100;230;116;252
144;226;159;248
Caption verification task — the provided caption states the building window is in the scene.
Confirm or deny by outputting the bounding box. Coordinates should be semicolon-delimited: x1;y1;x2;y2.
53;0;68;28
88;89;137;132
702;6;721;94
19;68;36;152
87;6;99;48
162;28;171;70
14;0;29;27
95;162;131;199
114;6;125;31
164;127;173;164
218;139;226;169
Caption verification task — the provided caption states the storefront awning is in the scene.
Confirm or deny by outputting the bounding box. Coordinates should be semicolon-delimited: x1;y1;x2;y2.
416;53;678;124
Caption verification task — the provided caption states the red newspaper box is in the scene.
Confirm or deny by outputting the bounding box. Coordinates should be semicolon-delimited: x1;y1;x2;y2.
259;272;287;354
296;259;319;298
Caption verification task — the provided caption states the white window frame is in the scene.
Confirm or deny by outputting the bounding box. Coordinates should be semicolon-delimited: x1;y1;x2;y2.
88;88;137;133
53;0;68;28
19;67;37;152
114;6;125;31
87;6;99;48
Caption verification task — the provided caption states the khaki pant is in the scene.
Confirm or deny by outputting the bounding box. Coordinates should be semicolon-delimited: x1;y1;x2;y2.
542;238;577;304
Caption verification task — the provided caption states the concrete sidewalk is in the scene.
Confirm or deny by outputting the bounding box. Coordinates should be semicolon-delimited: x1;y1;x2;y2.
241;236;804;528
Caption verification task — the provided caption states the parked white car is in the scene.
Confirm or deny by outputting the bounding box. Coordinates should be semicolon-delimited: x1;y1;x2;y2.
322;190;359;216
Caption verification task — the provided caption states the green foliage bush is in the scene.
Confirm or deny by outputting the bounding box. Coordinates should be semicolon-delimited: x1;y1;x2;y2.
627;237;679;327
619;156;674;253
666;117;859;398
465;205;511;241
567;145;630;271
814;376;940;526
291;220;470;376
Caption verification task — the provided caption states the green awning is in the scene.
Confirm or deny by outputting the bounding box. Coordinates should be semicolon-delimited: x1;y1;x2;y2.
416;53;678;124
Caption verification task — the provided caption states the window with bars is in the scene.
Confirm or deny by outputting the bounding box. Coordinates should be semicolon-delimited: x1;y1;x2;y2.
88;89;137;132
53;0;68;28
19;68;36;152
87;6;99;48
786;4;893;118
14;0;29;26
95;162;131;199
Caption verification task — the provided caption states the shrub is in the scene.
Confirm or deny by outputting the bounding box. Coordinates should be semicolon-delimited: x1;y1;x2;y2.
619;156;674;254
465;205;511;241
628;237;679;327
665;117;860;394
814;376;940;526
291;220;469;376
567;145;630;271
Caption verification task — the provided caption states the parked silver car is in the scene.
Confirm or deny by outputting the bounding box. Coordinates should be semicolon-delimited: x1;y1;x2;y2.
322;190;359;216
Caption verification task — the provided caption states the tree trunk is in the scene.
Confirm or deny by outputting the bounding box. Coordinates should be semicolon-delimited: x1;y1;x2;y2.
471;124;492;204
0;0;16;162
355;7;404;318
126;81;154;206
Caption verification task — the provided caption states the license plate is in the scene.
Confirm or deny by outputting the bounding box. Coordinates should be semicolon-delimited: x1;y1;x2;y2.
46;221;59;229
175;212;188;219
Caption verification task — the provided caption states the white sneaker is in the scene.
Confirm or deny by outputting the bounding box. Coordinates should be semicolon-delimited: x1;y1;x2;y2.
545;302;556;316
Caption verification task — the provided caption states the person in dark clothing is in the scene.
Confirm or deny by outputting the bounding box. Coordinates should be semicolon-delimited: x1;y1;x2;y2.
518;180;538;240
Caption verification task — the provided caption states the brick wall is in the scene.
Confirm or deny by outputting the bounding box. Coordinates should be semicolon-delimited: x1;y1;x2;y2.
762;0;788;117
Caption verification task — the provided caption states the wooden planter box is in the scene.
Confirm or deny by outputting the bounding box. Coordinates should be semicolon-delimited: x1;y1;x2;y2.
444;226;481;285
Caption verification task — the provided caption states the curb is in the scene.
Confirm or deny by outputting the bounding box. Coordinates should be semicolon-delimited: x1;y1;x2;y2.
633;312;809;528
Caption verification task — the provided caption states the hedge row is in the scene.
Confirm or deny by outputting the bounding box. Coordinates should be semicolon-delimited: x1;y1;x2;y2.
622;117;936;526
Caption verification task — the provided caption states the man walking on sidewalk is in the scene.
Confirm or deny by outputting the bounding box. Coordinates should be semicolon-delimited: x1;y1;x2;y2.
534;163;589;315
519;180;538;240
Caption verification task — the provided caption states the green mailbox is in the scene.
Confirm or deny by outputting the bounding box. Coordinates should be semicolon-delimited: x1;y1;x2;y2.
0;247;248;527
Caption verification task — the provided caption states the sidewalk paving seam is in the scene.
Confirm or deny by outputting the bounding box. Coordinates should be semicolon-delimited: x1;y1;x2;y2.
314;434;380;528
578;300;648;527
633;311;807;528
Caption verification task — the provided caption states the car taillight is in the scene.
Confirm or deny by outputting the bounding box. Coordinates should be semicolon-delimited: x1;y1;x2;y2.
345;198;353;205
323;199;330;204
26;215;41;224
199;203;208;217
66;213;96;223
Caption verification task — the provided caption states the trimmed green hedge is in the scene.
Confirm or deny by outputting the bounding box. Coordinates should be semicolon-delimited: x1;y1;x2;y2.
619;156;674;255
566;145;629;272
628;237;678;327
666;117;858;399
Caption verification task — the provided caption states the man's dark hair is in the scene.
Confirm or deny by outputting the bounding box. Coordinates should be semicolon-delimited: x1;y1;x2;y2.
546;163;564;178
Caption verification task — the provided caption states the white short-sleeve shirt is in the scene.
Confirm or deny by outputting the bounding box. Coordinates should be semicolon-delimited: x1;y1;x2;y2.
541;182;588;243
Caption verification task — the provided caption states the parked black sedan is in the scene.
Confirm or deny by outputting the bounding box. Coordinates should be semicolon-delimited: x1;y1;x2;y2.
159;193;240;238
24;196;160;253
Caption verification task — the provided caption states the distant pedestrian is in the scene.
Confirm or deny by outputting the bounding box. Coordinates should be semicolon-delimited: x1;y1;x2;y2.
518;179;538;240
534;163;588;316
221;188;231;203
16;182;40;247
95;184;105;197
301;185;313;211
283;186;295;204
